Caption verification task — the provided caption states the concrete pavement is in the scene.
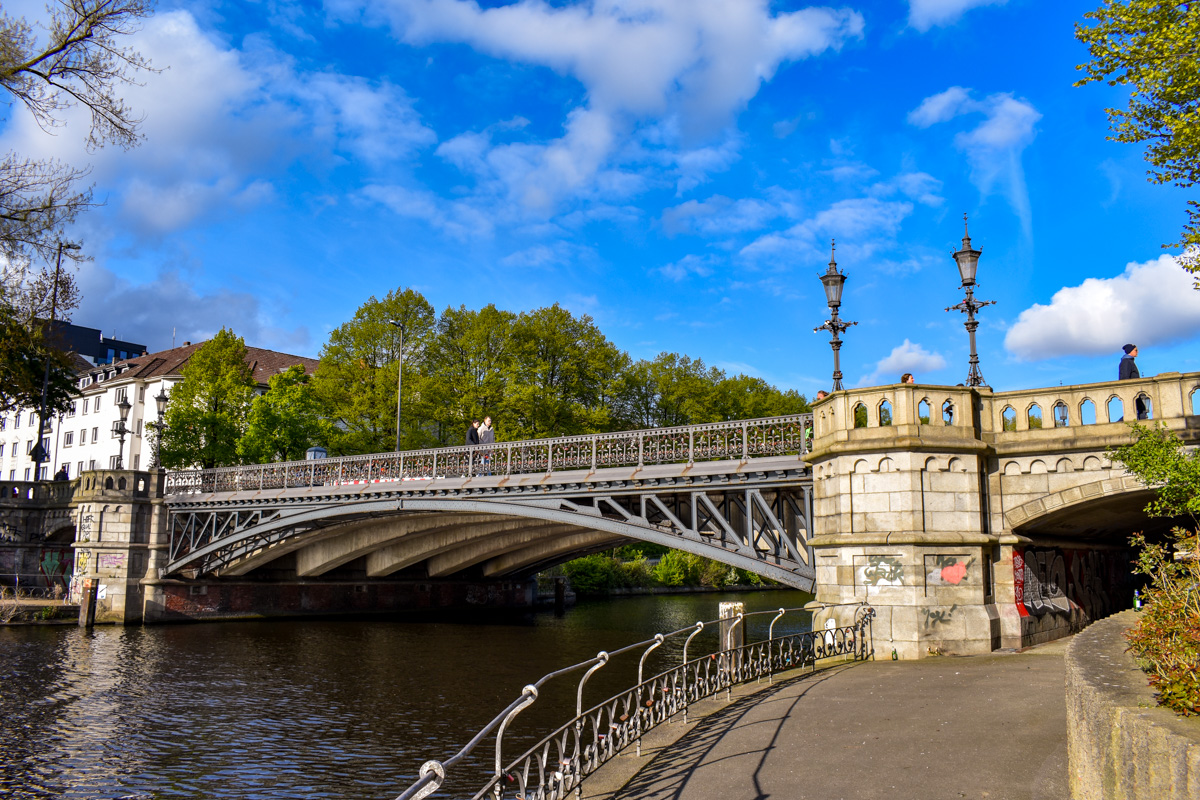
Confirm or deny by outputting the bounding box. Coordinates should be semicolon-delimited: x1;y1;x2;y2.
586;639;1070;800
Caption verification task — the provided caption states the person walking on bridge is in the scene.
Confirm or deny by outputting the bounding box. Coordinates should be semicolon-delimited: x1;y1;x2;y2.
1118;344;1140;381
466;419;480;447
478;416;495;475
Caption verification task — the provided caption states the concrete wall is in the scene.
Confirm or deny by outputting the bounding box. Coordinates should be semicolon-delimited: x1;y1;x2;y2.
1066;611;1200;799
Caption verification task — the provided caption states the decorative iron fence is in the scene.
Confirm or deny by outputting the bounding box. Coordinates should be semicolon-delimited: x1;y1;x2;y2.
164;414;814;496
393;603;874;800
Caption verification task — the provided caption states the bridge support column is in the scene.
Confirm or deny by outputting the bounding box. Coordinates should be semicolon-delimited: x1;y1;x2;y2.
809;386;1003;659
68;470;164;625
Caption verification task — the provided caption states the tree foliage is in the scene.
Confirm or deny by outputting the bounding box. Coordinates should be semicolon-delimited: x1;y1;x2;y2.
238;366;326;464
312;289;813;454
1;0;154;265
311;287;435;455
1075;1;1200;274
159;330;256;470
1111;422;1200;715
0;303;76;415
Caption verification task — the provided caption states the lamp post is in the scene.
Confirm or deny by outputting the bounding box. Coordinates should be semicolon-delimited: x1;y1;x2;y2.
150;387;168;468
114;396;131;470
31;240;82;477
388;319;405;452
813;241;857;391
944;215;995;388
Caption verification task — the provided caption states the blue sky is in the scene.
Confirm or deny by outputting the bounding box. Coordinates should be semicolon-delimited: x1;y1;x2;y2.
5;0;1200;395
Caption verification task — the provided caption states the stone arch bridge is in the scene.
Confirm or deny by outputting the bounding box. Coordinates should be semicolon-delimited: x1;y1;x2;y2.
7;370;1198;657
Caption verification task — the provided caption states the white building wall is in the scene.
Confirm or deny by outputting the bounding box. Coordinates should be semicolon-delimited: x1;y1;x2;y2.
1;372;178;481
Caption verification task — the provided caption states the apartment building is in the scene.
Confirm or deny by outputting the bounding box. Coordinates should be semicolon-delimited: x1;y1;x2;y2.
1;341;320;481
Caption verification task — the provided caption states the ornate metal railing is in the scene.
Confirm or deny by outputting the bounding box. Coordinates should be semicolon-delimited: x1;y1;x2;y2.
164;414;814;496
393;603;874;800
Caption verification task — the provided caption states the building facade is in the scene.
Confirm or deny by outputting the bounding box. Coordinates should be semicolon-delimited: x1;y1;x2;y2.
1;341;320;481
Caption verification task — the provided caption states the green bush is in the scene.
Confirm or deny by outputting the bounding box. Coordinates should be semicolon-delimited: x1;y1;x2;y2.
1111;423;1200;715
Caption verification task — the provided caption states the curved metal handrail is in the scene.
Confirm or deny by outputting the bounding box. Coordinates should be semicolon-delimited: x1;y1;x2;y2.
164;413;813;497
393;602;874;800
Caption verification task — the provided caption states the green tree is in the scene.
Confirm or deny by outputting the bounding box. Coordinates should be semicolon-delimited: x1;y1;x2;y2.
238;366;326;463
311;287;435;455
504;304;623;438
418;303;516;445
1075;1;1200;273
0;303;76;415
1111;423;1200;715
159;330;256;469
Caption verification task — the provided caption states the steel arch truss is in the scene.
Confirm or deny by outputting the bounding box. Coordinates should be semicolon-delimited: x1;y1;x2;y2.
165;486;815;590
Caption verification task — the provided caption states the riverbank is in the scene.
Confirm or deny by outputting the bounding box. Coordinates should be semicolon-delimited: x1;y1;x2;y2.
584;638;1071;800
0;598;79;625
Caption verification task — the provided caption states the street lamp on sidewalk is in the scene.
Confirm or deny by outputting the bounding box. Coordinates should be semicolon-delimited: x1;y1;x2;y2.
150;387;169;468
388;319;405;452
813;241;857;391
945;215;996;388
114;396;132;470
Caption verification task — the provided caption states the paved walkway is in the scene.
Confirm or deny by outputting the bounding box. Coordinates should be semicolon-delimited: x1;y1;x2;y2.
589;640;1070;800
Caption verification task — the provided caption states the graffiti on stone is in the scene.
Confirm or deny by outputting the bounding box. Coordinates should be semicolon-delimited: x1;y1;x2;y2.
859;555;904;587
78;513;94;543
925;554;973;587
0;522;19;542
39;548;72;588
922;604;958;629
1013;546;1129;623
98;553;127;571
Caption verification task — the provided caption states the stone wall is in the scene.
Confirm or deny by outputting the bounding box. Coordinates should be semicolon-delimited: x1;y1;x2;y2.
1066;611;1200;799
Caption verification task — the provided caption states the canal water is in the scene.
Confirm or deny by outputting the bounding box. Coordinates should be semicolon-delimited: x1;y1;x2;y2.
0;589;812;799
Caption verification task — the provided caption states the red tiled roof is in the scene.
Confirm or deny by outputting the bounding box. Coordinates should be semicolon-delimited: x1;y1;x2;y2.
97;341;320;386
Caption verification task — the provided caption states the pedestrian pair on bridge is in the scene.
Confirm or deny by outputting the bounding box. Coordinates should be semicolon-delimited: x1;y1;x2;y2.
466;417;496;475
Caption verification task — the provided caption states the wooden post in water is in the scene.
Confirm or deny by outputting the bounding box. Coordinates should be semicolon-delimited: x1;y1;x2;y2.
78;578;98;628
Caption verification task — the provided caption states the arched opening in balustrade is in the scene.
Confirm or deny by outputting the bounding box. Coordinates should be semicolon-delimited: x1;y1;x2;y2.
1027;403;1043;429
1107;395;1124;423
878;399;893;427
1001;405;1017;431
1053;401;1069;428
1192;387;1200;415
1135;393;1153;420
1079;398;1097;425
853;403;867;428
942;400;954;425
917;399;930;424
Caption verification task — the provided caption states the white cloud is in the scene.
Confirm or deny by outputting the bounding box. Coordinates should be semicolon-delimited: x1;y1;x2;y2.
859;339;947;386
741;195;915;263
1;10;437;236
73;265;311;354
1004;255;1200;361
908;0;1008;32
662;196;779;236
908;87;1040;235
346;0;863;212
659;254;716;281
361;184;493;240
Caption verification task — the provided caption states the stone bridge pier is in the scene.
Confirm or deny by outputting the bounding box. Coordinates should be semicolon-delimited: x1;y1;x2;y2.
808;372;1200;659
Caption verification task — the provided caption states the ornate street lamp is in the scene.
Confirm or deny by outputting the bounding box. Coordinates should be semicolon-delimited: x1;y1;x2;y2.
31;240;82;475
945;215;995;388
114;396;132;470
388;319;405;452
150;387;168;468
813;241;857;391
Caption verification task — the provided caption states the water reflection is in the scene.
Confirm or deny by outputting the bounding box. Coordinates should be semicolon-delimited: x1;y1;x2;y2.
0;590;810;799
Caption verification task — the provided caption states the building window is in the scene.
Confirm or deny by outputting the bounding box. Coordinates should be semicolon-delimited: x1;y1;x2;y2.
94;396;101;412
8;470;14;480
92;427;99;442
15;412;21;426
115;388;128;404
0;443;4;458
88;459;96;471
24;467;30;481
82;400;88;415
109;455;119;469
77;461;84;476
136;419;142;436
0;417;5;431
67;402;76;417
63;432;73;447
139;386;146;402
26;440;33;454
133;454;139;470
